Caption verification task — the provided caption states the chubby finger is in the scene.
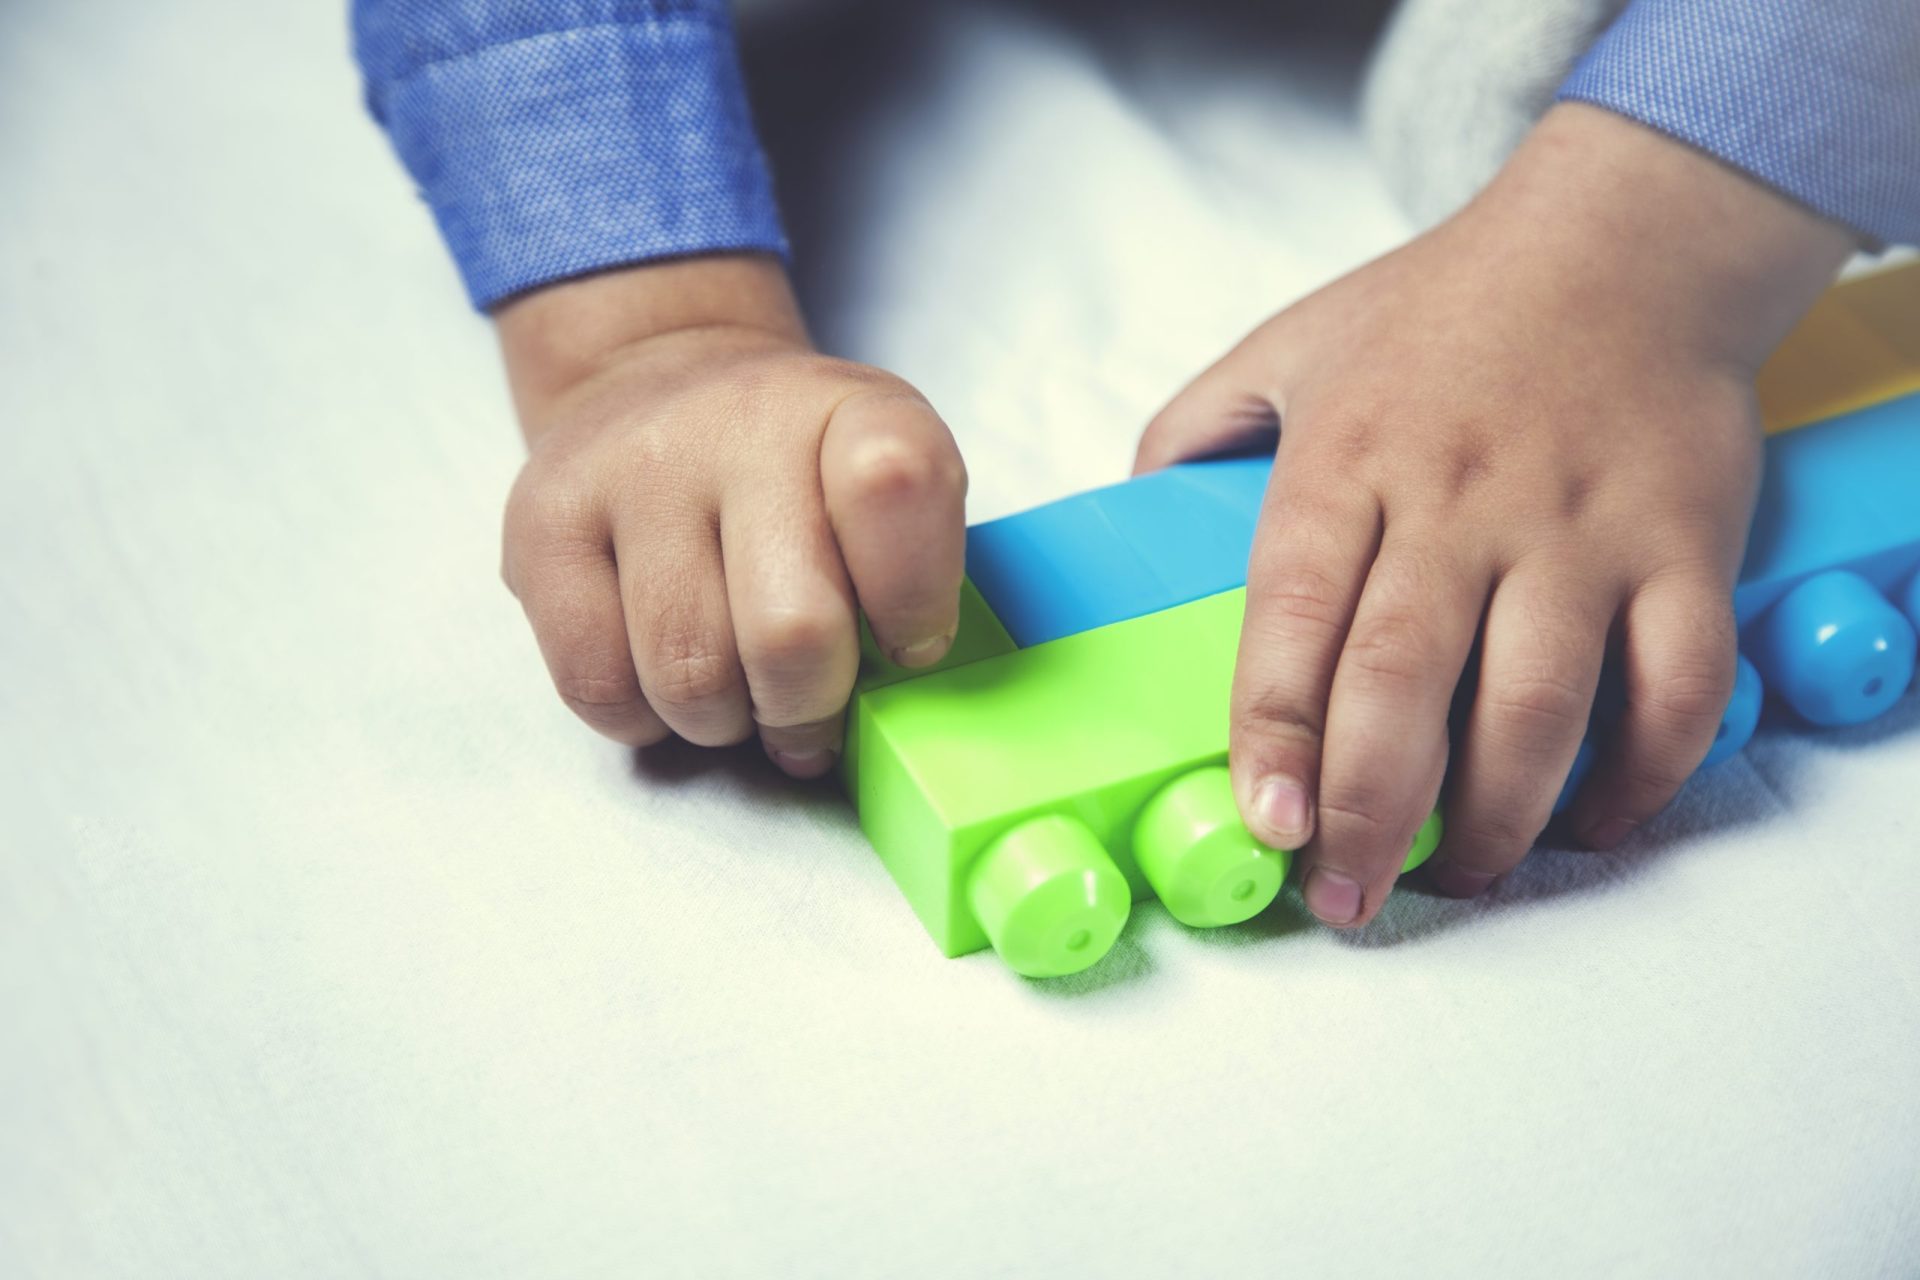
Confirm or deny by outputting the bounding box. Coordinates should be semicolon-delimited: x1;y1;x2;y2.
614;502;754;749
503;487;670;748
1133;329;1283;475
1305;535;1484;926
1230;445;1381;855
1567;576;1737;850
721;468;861;778
820;390;968;668
1426;571;1612;897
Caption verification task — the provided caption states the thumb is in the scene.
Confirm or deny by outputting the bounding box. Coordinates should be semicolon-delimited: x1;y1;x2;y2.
1133;326;1287;475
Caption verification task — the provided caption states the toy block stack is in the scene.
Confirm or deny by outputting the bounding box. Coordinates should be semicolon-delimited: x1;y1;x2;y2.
841;262;1920;978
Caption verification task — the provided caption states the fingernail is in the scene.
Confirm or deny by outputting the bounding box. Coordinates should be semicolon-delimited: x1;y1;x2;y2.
1583;817;1637;851
1427;858;1497;899
770;748;836;779
1252;775;1311;847
890;634;953;669
1303;867;1363;926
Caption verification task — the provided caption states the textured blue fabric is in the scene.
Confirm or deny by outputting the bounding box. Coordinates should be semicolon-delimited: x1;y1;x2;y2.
354;1;1920;312
1563;0;1920;247
352;1;787;308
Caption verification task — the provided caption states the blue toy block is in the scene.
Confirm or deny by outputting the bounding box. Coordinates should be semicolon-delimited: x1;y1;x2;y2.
1734;391;1920;626
1550;394;1920;810
964;454;1269;646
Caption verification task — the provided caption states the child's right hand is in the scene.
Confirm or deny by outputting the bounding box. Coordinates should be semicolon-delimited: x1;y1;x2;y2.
494;255;967;777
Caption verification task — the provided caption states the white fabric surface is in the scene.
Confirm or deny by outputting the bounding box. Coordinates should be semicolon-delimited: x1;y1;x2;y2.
4;3;1918;1276
1362;0;1627;230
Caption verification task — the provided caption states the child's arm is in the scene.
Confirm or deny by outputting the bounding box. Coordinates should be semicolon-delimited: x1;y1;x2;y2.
1140;103;1860;925
353;3;967;773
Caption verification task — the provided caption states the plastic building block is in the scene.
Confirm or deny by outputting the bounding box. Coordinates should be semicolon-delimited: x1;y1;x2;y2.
964;454;1269;646
1755;260;1920;435
845;587;1442;977
853;578;1015;695
840;310;1917;974
1550;390;1920;811
1735;392;1920;623
1732;391;1920;723
842;578;1015;786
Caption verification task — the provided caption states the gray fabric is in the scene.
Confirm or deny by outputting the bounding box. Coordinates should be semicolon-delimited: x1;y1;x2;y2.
1363;0;1630;228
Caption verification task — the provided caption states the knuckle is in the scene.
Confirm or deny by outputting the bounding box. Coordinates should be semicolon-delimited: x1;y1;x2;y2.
507;467;602;550
1615;758;1690;809
843;427;954;506
552;671;661;740
1484;668;1592;742
1315;782;1402;844
1252;562;1352;636
1341;609;1433;686
1233;689;1324;753
1452;809;1538;853
740;603;849;676
1321;414;1387;472
645;641;739;714
617;417;704;495
559;693;648;734
552;667;640;709
1232;668;1327;753
1641;659;1735;731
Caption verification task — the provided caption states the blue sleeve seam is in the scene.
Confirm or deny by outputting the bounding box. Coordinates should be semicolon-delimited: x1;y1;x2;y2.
365;13;731;97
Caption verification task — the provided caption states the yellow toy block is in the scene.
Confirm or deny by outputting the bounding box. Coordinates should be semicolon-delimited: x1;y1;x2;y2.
1758;259;1920;434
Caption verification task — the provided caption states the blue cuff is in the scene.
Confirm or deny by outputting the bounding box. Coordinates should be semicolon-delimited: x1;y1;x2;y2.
359;7;788;309
1559;0;1920;248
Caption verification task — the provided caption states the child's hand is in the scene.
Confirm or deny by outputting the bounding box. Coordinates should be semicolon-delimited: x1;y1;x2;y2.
495;256;966;777
1136;104;1855;925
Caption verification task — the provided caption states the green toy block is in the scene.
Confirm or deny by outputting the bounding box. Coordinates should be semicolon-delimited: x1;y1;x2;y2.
845;588;1441;977
842;579;1017;787
852;578;1016;695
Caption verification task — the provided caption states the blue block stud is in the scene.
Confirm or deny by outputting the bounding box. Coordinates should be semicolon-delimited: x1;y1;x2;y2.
1747;569;1917;727
1702;654;1765;769
1901;569;1920;632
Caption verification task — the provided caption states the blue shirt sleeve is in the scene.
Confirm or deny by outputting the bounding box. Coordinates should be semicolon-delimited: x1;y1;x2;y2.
352;1;789;309
1559;0;1920;248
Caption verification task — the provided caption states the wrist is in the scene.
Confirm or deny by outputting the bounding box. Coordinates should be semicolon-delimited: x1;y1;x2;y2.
493;254;808;424
1463;103;1857;371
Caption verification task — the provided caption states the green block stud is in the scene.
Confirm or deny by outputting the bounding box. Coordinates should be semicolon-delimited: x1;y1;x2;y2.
1133;765;1288;928
965;814;1133;978
844;587;1441;976
1404;807;1443;873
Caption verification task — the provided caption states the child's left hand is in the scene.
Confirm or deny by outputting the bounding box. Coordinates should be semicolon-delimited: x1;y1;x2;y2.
1135;104;1856;925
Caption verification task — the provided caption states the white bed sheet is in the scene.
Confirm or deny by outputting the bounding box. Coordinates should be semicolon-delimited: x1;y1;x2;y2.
3;2;1916;1276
